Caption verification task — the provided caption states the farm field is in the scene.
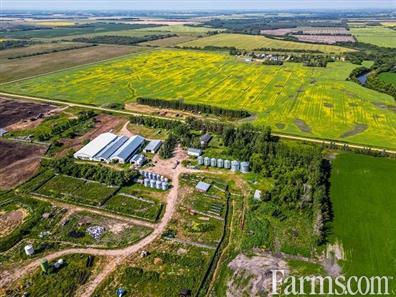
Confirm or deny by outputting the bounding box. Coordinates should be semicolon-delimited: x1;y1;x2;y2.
36;175;119;207
1;49;396;149
350;26;396;48
0;44;149;83
378;72;396;86
7;254;103;296
93;240;214;297
0;140;48;190
330;153;396;294
179;33;354;53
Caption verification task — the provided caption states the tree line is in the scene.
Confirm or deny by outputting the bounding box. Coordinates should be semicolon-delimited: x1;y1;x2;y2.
137;97;251;119
41;157;137;186
72;34;177;46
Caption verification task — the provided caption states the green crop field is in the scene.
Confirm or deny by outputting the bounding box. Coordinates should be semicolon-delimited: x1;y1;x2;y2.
330;153;396;293
179;33;354;53
378;72;396;86
2;49;395;149
350;26;396;48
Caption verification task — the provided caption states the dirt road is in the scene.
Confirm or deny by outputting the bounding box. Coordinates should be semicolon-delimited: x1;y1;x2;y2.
0;146;187;295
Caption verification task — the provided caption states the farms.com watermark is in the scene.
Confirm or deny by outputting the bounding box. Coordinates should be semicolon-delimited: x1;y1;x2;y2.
271;270;394;295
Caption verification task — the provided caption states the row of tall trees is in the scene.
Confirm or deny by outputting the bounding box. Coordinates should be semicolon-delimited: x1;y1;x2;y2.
72;34;177;45
42;157;137;186
137;97;251;119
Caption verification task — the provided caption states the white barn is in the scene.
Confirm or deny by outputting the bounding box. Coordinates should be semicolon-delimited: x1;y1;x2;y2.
74;132;117;160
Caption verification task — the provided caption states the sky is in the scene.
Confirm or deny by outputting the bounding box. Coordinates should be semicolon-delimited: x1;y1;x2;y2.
1;0;395;11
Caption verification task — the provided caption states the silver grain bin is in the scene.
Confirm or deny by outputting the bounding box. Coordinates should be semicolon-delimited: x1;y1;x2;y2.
198;156;204;165
231;160;240;172
144;178;150;187
204;157;210;166
217;158;224;168
240;161;249;173
210;158;217;167
150;179;156;188
156;180;162;189
224;159;231;169
161;181;169;190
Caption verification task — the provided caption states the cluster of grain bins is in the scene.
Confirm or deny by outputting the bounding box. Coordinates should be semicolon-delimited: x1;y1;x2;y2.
198;156;249;173
74;132;145;164
139;170;169;190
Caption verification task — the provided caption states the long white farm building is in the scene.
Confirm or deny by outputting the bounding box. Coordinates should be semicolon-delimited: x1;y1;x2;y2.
74;133;145;163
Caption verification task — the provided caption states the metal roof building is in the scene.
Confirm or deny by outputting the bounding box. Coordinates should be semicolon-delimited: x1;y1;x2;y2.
143;140;162;153
110;135;145;164
0;128;8;137
93;135;129;162
74;132;118;160
187;148;203;157
196;181;211;192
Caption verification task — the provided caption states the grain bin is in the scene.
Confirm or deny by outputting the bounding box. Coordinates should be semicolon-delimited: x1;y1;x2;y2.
240;161;249;173
156;180;162;189
164;177;169;182
224;160;231;169
162;181;169;190
198;156;204;165
204;157;210;166
24;245;34;256
231;160;240;172
217;159;224;168
150;179;156;188
144;178;150;187
210;158;217;167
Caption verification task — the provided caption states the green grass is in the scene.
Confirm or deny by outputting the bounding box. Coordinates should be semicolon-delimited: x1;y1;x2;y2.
10;254;101;297
350;26;396;48
179;33;354;53
378;72;396;86
92;241;214;297
36;175;118;206
2;49;395;149
330;153;396;293
104;194;163;222
52;211;152;248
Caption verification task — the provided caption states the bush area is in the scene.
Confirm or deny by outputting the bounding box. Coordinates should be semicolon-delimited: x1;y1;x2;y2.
7;44;95;59
346;43;396;99
42;157;137;186
72;34;177;45
0;39;31;50
0;193;62;252
137;97;250;118
7;254;100;297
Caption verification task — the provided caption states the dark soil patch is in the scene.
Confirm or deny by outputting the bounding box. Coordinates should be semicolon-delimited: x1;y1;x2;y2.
340;124;368;138
0;97;54;128
0;140;47;189
348;102;358;107
324;102;333;108
294;118;311;133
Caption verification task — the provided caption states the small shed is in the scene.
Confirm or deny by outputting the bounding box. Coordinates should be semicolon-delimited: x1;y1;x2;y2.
253;190;262;201
187;148;203;157
0;128;7;137
196;181;211;192
143;140;162;153
200;133;212;148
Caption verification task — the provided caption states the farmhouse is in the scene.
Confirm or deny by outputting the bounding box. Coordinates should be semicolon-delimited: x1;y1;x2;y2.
187;148;203;157
110;135;145;164
74;132;118;160
143;140;162;153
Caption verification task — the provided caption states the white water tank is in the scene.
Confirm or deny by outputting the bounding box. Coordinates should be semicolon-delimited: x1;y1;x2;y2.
24;245;34;256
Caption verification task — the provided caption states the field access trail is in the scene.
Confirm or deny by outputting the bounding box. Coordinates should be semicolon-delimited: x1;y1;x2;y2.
0;147;189;295
1;92;396;155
